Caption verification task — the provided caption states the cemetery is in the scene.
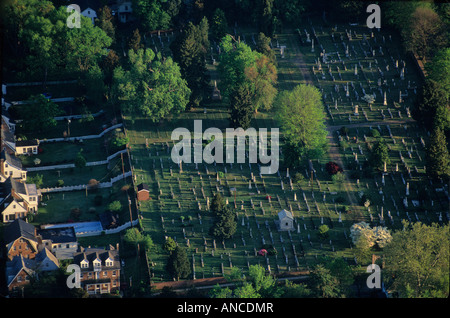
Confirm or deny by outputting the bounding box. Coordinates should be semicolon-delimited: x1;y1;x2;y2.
1;1;448;299
124;17;449;283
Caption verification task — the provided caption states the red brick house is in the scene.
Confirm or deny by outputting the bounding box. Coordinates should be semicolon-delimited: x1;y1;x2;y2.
4;218;39;260
137;183;150;201
72;246;121;295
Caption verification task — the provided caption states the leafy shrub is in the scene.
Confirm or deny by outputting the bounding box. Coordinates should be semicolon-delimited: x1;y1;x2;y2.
325;161;343;175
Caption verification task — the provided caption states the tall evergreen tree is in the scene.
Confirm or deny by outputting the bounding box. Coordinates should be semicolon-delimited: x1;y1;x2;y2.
229;83;254;129
166;246;191;280
413;79;448;132
171;21;209;109
426;128;450;181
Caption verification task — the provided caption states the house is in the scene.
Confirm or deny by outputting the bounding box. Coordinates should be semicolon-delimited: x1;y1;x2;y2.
15;139;39;156
37;226;78;260
4;218;39;260
76;0;101;25
137;183;150;201
277;209;294;231
1;118;16;154
34;247;60;272
1;194;28;223
99;210;118;229
0;149;27;182
72;245;121;295
10;178;38;214
6;254;35;293
116;0;132;23
6;248;60;293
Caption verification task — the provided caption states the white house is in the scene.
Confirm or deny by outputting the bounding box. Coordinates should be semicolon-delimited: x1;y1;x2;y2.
277;209;294;231
81;7;97;24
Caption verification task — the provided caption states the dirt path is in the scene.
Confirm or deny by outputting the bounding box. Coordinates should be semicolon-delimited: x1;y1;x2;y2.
284;30;360;208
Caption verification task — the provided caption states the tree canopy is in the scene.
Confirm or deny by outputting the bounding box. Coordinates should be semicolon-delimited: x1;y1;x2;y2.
275;84;328;164
112;48;190;122
384;221;449;298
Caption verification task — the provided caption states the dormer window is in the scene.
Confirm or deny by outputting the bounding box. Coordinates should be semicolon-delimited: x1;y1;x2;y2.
80;259;89;268
93;258;101;270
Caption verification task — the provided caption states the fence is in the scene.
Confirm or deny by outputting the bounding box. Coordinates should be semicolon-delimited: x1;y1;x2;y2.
76;219;139;237
54;109;105;121
26;149;127;172
38;123;123;143
38;171;132;194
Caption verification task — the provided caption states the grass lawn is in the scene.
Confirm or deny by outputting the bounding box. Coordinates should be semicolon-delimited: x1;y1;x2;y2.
121;20;449;284
34;177;135;225
27;156;126;188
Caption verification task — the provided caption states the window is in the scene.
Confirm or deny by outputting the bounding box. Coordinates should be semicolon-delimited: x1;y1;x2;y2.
112;270;116;276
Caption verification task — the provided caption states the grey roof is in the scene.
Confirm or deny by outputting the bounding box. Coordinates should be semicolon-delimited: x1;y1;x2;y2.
25;183;37;196
73;247;120;271
278;209;293;220
4;218;37;244
11;178;36;196
137;183;149;192
35;247;59;269
37;227;77;244
15;139;39;147
11;178;26;195
6;255;35;286
1;149;22;170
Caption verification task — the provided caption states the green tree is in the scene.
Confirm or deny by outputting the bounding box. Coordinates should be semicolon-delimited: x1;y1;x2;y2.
368;139;390;171
218;35;277;112
309;264;341;298
426;128;450;181
413;79;448;131
171;21;209;109
108;200;122;213
84;63;106;103
280;280;312;298
112;48;190;122
166;246;191;280
132;0;171;32
255;32;276;64
384;221;450;298
26;174;44;189
128;28;143;52
163;237;177;253
275;84;328;163
233;283;261;298
229;83;254;129
403;6;448;61
211;8;228;41
247;264;278;297
17;95;61;133
318;224;329;239
254;0;275;37
74;149;87;169
124;228;154;251
96;5;115;43
209;284;234;298
209;194;237;240
426;48;450;98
